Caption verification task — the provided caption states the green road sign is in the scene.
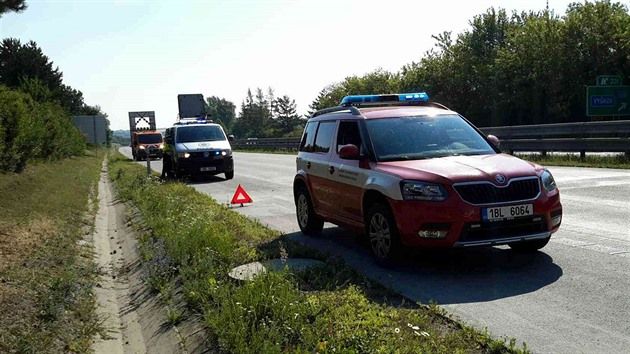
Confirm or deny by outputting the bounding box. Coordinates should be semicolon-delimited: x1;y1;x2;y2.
587;86;630;116
596;75;623;86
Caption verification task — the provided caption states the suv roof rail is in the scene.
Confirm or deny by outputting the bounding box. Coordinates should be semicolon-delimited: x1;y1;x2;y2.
311;106;361;118
422;102;450;110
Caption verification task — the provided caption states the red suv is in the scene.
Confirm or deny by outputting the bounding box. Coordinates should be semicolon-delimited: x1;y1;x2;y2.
293;93;562;265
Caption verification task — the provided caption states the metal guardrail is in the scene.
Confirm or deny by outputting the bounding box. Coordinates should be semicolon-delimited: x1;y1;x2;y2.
231;138;301;150
232;120;630;156
479;120;630;156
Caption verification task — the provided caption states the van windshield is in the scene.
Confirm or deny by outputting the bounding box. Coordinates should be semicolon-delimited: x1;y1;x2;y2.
137;134;163;144
177;126;226;143
365;115;495;161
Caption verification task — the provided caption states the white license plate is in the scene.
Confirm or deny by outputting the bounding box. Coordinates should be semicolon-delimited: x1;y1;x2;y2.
200;167;216;172
483;204;533;221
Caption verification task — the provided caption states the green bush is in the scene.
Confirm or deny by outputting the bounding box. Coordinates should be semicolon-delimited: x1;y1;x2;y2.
0;86;32;172
0;85;85;172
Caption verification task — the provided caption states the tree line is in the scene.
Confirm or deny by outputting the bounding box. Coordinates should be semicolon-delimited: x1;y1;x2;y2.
308;1;630;128
5;0;627;156
0;37;107;172
206;87;305;139
209;1;629;139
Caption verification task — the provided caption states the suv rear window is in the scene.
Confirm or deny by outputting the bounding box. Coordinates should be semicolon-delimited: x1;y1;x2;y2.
300;122;318;152
313;121;336;153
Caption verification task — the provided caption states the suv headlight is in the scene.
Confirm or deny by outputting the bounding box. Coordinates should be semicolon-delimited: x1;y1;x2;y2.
400;181;449;201
139;145;145;150
177;152;191;158
541;170;557;191
222;149;232;156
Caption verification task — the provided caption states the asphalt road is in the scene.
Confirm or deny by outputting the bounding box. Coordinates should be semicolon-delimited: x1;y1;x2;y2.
120;147;630;354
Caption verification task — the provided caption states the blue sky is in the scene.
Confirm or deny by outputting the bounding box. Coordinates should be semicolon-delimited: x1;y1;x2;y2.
2;0;579;130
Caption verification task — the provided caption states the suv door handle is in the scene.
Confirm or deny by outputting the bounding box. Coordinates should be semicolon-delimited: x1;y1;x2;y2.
306;162;311;169
329;166;335;174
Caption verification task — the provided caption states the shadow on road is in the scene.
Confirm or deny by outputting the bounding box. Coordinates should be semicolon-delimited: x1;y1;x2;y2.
286;226;563;305
174;175;230;185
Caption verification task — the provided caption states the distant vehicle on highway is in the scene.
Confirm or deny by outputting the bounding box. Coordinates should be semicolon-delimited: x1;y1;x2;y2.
128;111;163;161
131;130;163;161
293;93;563;266
162;94;235;180
162;105;235;181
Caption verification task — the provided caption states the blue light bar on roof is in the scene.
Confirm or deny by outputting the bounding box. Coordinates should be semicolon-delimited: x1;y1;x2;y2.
340;92;429;106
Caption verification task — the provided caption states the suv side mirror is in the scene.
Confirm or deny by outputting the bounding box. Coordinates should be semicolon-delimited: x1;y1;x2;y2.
228;134;235;142
165;137;173;145
487;135;500;147
339;144;359;160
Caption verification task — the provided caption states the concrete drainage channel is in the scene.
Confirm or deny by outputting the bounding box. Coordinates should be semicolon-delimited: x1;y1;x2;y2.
90;160;208;354
90;160;323;353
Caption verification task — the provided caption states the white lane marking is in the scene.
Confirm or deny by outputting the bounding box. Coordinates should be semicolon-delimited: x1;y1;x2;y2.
560;180;630;190
552;237;595;247
559;194;630;209
582;244;628;255
551;237;628;255
555;173;630;183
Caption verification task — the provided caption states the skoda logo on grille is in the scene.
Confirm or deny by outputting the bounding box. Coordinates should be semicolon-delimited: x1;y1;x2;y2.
495;174;507;184
203;152;209;157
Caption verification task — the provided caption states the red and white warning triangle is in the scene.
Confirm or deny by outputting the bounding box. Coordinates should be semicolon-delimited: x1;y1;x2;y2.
231;184;253;205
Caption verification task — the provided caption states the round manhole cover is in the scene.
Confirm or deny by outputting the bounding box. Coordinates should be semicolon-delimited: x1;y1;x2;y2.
228;258;324;281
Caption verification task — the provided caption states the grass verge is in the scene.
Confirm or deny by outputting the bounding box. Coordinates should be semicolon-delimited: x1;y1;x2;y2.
516;153;630;169
109;152;528;354
0;151;105;353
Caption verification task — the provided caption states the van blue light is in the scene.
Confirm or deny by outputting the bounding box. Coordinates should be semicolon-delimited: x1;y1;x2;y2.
340;93;429;106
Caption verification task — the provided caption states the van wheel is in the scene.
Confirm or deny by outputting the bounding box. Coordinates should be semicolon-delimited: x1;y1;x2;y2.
225;171;234;180
295;186;323;235
509;236;550;252
366;203;401;267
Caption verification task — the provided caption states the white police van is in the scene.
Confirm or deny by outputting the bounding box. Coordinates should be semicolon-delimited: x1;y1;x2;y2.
162;117;234;180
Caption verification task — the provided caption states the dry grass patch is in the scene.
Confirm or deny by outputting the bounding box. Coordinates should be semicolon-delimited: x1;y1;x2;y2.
0;152;104;353
0;218;57;272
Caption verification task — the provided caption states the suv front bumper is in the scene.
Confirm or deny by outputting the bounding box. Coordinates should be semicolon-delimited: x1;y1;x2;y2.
388;190;562;248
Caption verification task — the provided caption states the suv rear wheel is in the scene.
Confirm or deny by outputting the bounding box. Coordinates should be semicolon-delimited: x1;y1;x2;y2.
366;203;401;267
295;186;323;235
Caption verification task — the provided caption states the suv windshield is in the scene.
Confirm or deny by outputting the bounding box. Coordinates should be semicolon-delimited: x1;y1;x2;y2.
137;134;163;144
176;125;226;143
365;115;495;161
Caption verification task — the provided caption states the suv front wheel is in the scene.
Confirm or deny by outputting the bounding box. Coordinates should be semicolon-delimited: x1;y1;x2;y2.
366;203;402;266
295;186;323;235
